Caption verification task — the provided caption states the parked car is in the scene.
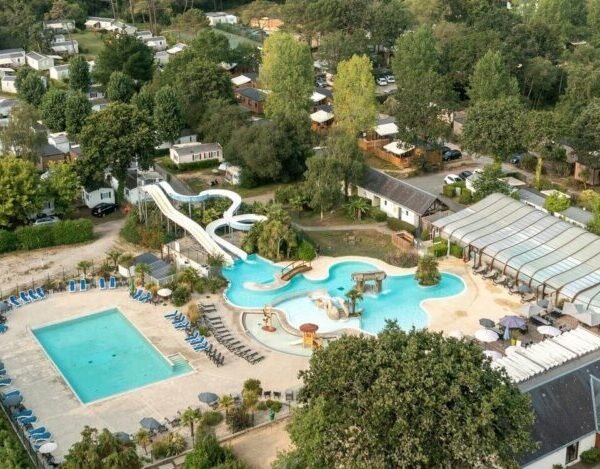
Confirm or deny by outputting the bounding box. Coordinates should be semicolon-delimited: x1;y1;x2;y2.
32;216;60;225
386;75;395;83
441;146;451;155
459;170;473;180
442;149;462;161
315;77;327;87
510;153;524;165
376;77;388;86
91;203;118;217
444;174;463;185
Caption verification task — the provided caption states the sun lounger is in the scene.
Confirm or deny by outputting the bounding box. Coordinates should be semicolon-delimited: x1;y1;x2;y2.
250;355;265;364
19;291;30;303
473;265;487;275
30;432;51;442
164;310;179;319
109;276;116;289
174;321;189;330
9;296;20;307
131;289;143;300
172;315;186;324
17;415;37;425
139;292;152;303
185;331;199;341
0;379;12;387
99;277;107;290
28;289;39;301
493;274;508;286
13;409;32;419
0;325;8;334
521;293;536;303
80;278;87;292
194;343;208;351
68;279;76;293
190;337;206;346
483;270;497;280
0;369;6;376
35;287;46;299
28;427;47;436
2;390;20;399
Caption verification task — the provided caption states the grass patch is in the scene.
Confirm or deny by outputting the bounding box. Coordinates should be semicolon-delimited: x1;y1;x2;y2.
364;152;400;171
68;207;125;225
291;208;376;227
303;230;396;260
71;30;106;59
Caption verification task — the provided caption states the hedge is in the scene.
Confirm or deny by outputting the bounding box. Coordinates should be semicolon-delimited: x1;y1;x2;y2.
11;219;94;251
432;240;463;258
158;156;220;172
387;218;416;234
0;230;17;253
370;208;388;222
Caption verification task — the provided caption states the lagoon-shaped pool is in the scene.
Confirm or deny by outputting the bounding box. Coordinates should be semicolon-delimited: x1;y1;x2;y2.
223;255;465;335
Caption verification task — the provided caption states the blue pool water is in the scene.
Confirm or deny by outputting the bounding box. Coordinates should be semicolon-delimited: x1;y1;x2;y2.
33;308;192;403
223;255;465;334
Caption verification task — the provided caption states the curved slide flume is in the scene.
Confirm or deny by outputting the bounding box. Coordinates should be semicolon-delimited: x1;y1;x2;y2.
142;182;266;264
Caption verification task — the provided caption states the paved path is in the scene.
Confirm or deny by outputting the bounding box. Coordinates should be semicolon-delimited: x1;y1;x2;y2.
227;418;292;469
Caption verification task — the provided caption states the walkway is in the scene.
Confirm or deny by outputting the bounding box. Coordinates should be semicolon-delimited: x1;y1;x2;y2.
227;418;292;469
293;222;394;236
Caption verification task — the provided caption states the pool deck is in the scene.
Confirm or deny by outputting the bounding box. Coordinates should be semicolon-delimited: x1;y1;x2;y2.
0;289;308;460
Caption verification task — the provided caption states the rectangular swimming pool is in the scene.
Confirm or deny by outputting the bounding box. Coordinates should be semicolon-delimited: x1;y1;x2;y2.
33;308;192;404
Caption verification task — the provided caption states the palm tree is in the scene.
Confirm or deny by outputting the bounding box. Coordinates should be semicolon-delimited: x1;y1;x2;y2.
135;262;151;285
345;288;363;316
219;394;235;417
106;249;122;271
179;267;200;292
242;389;259;426
77;260;93;278
186;303;201;326
145;282;159;302
180;407;202;447
289;195;304;217
134;429;151;455
415;255;441;286
206;253;225;277
345;197;371;221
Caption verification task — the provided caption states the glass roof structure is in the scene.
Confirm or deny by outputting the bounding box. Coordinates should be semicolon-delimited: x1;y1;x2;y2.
432;194;600;313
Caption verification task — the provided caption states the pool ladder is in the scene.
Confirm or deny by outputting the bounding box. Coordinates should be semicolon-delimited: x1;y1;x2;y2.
168;353;189;371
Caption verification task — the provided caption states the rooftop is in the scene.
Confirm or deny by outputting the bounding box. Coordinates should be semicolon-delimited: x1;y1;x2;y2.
26;51;48;61
172;142;222;156
238;87;267;102
518;187;593;227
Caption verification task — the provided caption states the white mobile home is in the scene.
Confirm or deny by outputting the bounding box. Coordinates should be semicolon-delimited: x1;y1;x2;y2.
143;36;167;51
82;187;115;208
49;64;70;81
1;75;17;94
169;142;223;166
43;20;75;32
0;49;25;68
206;12;238;26
26;51;54;71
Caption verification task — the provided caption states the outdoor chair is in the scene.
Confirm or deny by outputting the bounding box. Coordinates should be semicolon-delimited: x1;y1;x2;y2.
273;392;281;400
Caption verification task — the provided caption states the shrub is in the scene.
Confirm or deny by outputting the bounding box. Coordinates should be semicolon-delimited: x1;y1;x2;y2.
151;440;170;460
386;250;419;268
543;192;570;213
265;400;282;412
521;154;538;172
431;240;462;258
420;228;430;241
580;448;600;464
15;224;54;250
172;285;191;306
297;239;316;261
458;190;473;204
158;156;219;172
450;243;463;258
579;190;600;210
256;401;268;411
0;230;17;253
226;406;253;433
370;208;387;222
120;213;142;244
53;219;94;244
415;255;441;286
442;184;456;197
202;411;224;427
198;325;211;337
386;218;416;234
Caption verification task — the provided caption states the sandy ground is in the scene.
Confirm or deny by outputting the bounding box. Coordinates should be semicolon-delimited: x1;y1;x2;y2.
0;219;141;294
227;418;292;469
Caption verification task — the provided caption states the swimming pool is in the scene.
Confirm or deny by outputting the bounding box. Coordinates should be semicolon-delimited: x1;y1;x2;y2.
223;255;465;334
33;308;192;404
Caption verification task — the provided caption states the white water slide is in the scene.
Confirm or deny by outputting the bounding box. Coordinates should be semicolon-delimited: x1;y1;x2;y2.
142;181;266;264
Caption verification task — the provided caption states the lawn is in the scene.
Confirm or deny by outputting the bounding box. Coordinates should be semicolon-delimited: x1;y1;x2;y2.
291;207;378;227
302;230;396;260
182;175;290;201
71;30;105;59
364;152;400;171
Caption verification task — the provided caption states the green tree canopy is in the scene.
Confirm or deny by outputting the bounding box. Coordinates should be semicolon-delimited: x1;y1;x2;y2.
93;35;154;86
326;128;366;197
40;88;67;132
317;31;368;73
78;103;157;191
468;50;520;102
65;91;92;138
471;164;511;199
199;99;247;155
16;67;46;106
304;155;343;220
44;161;80;215
0;156;41;227
333;54;377;135
154;85;184;144
274;324;535;468
0;103;47;160
171;8;210;33
68;55;91;92
106;71;136;103
415;254;440;285
572;99;600;167
131;86;155;116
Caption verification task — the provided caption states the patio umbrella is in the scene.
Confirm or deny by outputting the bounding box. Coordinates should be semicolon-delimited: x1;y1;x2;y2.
479;318;495;328
483;350;503;361
140;417;161;431
0;302;10;313
499;315;527;329
505;345;521;355
3;394;22;407
198;392;219;406
447;330;464;339
38;442;58;454
537;325;561;337
474;329;499;343
572;311;600;327
157;288;172;298
537;298;549;309
113;432;131;444
518;303;544;318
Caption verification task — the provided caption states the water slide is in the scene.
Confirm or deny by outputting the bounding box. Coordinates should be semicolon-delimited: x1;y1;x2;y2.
142;181;266;264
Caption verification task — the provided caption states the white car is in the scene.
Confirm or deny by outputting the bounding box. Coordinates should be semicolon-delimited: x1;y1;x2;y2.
444;174;462;185
33;215;60;225
386;75;395;83
376;77;388;86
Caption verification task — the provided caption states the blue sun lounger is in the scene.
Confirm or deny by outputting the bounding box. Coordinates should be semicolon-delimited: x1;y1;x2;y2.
19;291;30;303
171;314;185;323
35;287;46;300
28;289;39;301
13;409;32;419
28;427;46;436
30;432;51;442
109;276;116;289
17;415;37;425
131;289;143;300
139;292;152;303
0;325;9;334
9;296;20;308
174;320;189;330
190;337;206;346
164;310;179;319
80;278;87;292
194;343;208;351
99;277;107;290
2;390;20;399
0;379;12;387
68;280;76;293
185;331;199;341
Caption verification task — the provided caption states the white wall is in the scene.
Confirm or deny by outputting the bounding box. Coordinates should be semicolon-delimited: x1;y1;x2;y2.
356;187;419;227
524;433;597;469
49;67;69;80
1;79;17;94
82;187;115;208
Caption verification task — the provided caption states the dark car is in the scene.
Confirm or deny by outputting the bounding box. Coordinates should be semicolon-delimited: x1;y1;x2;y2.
510;153;524;165
442;149;462;161
458;170;473;180
441;146;451;154
91;203;118;217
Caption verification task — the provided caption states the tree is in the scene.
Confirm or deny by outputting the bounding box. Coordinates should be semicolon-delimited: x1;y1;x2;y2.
171;8;210;33
326;129;366;198
77;103;157;192
131;86;155;115
471;164;511;199
134;429;151;455
260;32;313;124
468;50;520;103
179;267;200;291
415;254;440;286
0;103;46;160
543;192;570;213
77;260;92;278
106;249;122;271
345;197;370;221
44;161;80;215
187;30;233;64
0;156;40;227
534;0;587;40
65;91;92;137
219;395;235;417
16;67;46;106
462;97;525;162
572;99;600;166
180;407;203;448
135;262;151;285
304;155;343;220
106;71;136;103
318;31;368;73
40;88;68;131
333;55;377;135
274;324;535;468
69;55;91;92
345;288;363;315
154;85;184;144
94;35;154;86
587;199;600;235
63;426;141;469
184;433;241;469
243;206;298;260
199;99;247;153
